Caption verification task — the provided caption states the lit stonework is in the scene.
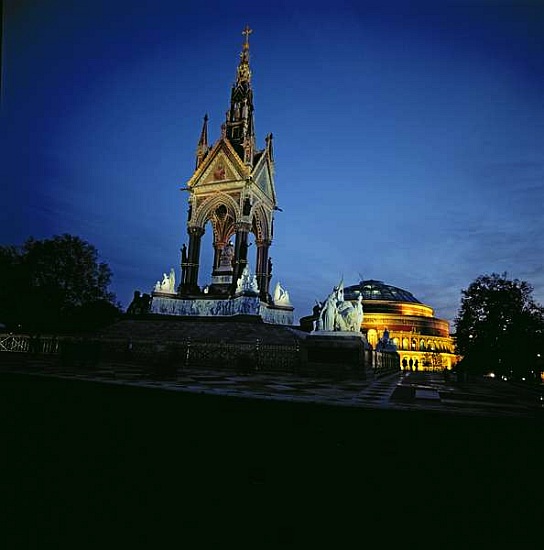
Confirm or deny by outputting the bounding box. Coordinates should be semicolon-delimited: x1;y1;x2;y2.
347;280;457;370
301;279;458;370
136;28;294;325
179;26;277;302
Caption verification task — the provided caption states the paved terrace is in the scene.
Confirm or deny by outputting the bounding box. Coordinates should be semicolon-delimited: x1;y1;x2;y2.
2;354;542;418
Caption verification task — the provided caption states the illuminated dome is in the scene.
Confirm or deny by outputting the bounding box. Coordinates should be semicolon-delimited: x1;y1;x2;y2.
300;278;459;370
344;280;421;304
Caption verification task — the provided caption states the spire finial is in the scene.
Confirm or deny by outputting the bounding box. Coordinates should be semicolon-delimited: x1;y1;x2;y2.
242;25;252;47
237;26;252;83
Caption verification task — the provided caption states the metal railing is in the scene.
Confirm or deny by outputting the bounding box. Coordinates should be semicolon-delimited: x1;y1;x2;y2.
0;333;301;374
0;334;60;354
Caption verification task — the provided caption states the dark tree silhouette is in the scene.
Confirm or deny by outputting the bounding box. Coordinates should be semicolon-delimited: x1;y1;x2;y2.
0;234;121;332
0;245;24;329
454;273;544;380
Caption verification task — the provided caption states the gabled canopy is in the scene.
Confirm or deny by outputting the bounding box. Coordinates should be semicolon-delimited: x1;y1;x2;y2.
186;137;250;190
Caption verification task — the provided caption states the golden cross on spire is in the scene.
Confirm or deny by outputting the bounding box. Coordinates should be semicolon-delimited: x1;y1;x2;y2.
237;26;252;83
242;25;252;47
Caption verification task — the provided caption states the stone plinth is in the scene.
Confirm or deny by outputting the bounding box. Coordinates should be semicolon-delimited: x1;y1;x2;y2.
210;274;233;285
261;304;294;326
149;294;294;326
298;332;370;377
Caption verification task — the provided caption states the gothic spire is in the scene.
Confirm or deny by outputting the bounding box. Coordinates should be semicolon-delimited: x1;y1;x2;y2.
195;113;209;168
237;25;252;84
225;26;255;165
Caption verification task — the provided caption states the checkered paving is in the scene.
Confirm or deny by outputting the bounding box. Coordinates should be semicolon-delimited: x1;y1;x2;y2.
2;358;540;417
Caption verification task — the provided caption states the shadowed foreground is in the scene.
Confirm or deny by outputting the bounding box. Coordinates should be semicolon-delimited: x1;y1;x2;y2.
1;374;541;547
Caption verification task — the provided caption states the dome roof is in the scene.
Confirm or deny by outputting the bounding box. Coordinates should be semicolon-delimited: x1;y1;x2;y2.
344;280;422;304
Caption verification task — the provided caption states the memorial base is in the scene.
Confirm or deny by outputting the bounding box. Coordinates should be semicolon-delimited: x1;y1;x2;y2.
149;293;294;326
298;332;370;377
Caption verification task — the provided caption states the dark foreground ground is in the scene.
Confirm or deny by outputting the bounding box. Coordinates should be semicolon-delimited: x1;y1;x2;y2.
1;373;542;547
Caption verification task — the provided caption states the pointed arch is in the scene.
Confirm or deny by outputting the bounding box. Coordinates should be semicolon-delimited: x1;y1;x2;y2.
193;193;241;231
250;201;272;243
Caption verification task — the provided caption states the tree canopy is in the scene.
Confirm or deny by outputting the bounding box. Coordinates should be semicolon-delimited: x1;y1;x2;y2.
454;273;544;380
0;234;121;333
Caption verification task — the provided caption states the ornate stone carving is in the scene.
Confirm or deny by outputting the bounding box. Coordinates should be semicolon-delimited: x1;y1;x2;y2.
156;31;288;324
217;241;234;271
235;265;259;294
315;282;364;333
149;295;293;325
151;295;258;316
213;162;226;180
154;268;176;294
273;281;292;307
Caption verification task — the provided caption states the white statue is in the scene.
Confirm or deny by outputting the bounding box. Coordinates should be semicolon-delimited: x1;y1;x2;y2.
156;268;176;293
249;273;259;293
316;282;363;333
236;265;259;294
169;268;175;292
235;267;246;294
273;282;292;306
337;294;363;332
335;281;345;303
319;289;337;331
160;273;169;291
354;293;364;329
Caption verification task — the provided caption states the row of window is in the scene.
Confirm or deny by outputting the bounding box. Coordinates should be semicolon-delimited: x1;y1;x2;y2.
394;337;452;353
367;329;453;353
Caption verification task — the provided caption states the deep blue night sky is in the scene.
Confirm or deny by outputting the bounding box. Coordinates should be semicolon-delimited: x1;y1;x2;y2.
2;0;544;326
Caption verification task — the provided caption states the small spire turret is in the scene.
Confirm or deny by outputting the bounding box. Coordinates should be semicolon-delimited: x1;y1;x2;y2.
265;132;274;162
195;114;209;168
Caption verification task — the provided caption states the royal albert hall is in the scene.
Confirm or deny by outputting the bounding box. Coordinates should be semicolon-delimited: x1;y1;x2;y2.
302;279;459;370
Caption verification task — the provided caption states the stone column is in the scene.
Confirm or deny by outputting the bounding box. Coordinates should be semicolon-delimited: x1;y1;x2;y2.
182;226;204;294
256;240;271;302
179;243;188;291
212;242;223;274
